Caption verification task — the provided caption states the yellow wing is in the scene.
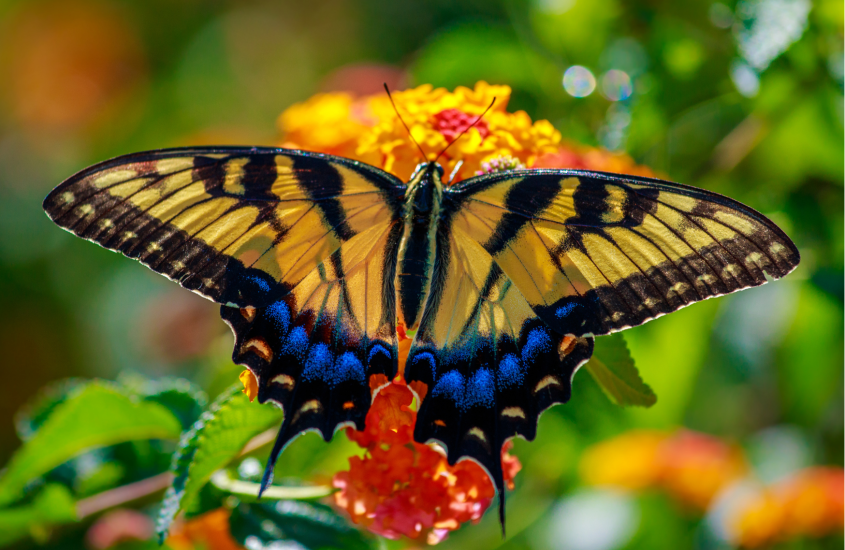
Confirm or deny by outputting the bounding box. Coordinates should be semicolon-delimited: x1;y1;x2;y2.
43;147;404;308
446;170;800;337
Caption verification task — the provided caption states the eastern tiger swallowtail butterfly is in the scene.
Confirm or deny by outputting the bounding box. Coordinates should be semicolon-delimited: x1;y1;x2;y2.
42;145;799;526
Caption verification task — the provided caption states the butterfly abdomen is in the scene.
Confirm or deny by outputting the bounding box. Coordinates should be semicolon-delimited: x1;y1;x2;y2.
396;163;444;332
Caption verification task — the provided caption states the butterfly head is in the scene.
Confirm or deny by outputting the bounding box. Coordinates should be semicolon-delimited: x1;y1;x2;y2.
405;162;444;215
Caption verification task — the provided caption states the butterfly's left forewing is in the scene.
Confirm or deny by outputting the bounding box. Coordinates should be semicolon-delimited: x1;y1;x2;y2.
43;147;402;308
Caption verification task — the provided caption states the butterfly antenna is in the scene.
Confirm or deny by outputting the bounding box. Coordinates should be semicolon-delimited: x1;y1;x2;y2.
384;83;428;162
433;97;496;165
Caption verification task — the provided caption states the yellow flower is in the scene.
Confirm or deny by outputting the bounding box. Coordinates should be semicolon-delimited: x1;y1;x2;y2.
278;92;372;158
277;82;562;182
579;430;667;490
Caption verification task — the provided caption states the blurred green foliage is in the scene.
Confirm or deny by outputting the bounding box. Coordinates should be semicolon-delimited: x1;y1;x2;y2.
0;0;840;548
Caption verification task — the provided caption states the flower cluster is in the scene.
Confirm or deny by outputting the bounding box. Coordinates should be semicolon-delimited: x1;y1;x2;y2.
278;81;652;183
580;429;747;510
167;509;243;550
726;467;844;548
332;339;521;544
579;429;844;547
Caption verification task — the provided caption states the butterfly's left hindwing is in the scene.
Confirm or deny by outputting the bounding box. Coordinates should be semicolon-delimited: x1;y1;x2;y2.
221;218;403;486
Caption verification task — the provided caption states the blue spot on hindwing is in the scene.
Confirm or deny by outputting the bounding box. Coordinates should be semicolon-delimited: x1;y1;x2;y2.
283;326;309;360
367;344;391;364
432;370;464;408
555;302;577;319
410;352;437;380
465;369;495;409
245;274;271;293
332;352;365;387
522;327;552;364
301;343;333;383
266;301;290;334
497;354;523;389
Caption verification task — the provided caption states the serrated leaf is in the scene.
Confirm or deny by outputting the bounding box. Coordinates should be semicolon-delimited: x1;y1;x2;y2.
586;333;657;407
156;385;283;541
0;484;77;546
229;500;374;550
0;382;183;506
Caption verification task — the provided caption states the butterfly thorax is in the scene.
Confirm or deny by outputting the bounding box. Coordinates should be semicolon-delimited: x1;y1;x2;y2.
395;162;444;334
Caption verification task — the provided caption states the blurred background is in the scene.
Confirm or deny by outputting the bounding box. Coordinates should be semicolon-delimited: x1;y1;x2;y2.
0;0;841;548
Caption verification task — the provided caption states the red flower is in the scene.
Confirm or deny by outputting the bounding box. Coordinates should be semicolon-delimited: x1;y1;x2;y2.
432;108;491;142
333;331;521;544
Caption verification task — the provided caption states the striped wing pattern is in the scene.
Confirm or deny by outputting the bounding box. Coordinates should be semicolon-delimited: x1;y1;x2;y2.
44;147;405;489
221;218;403;487
448;170;800;338
43;147;403;308
404;210;594;522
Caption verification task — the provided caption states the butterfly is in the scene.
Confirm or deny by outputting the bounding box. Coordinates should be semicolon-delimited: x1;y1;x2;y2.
42;145;799;526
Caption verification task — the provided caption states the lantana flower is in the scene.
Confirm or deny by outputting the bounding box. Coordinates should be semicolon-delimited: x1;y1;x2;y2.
580;429;845;548
277;81;653;183
726;467;844;548
167;509;243;550
580;429;748;510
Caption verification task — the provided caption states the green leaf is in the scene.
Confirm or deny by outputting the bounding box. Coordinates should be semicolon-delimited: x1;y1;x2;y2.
585;333;657;407
0;382;183;506
156;385;283;541
14;378;86;441
229;500;374;550
138;378;208;431
0;484;77;546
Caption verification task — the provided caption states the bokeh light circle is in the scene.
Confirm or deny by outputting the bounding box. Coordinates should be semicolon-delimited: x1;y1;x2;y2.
563;66;596;98
600;69;633;101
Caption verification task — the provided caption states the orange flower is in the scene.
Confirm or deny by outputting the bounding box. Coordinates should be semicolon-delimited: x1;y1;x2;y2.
278;82;561;182
1;0;146;133
166;509;244;550
580;429;747;510
333;333;521;544
659;430;748;510
533;141;657;177
726;467;844;548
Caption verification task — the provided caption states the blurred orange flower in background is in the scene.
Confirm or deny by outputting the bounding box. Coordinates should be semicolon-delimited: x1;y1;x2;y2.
0;0;146;135
278;81;652;183
581;429;844;548
167;509;244;550
581;429;748;510
728;467;844;548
